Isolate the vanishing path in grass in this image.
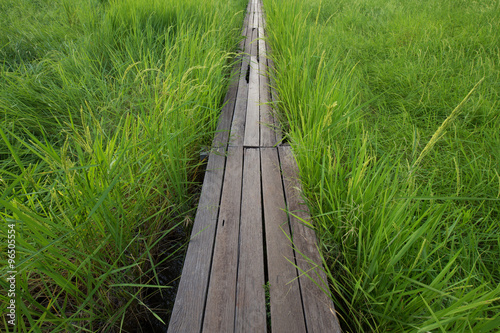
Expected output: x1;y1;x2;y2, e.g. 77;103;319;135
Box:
168;0;341;332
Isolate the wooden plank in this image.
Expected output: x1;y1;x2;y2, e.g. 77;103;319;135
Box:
258;6;275;147
249;7;259;64
202;146;244;332
235;148;267;332
168;5;253;330
242;3;260;147
251;0;259;29
240;0;251;49
229;1;255;147
258;0;265;17
168;145;226;333
258;79;274;147
213;58;241;150
243;53;260;147
261;148;306;333
278;145;342;333
266;55;283;145
214;0;248;148
257;0;282;144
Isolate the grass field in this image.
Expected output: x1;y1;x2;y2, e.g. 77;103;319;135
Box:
0;0;246;331
263;0;500;331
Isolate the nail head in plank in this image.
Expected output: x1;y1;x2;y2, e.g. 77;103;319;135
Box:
203;146;244;332
278;145;342;333
235;148;267;332
261;147;307;333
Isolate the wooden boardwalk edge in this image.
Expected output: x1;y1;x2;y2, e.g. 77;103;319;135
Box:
168;0;341;332
203;146;244;332
167;14;246;333
261;147;307;332
279;145;342;333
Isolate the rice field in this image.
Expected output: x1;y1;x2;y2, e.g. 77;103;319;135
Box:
263;0;500;331
2;0;499;331
0;0;246;331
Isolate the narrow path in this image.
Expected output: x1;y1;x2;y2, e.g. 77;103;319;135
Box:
168;1;341;332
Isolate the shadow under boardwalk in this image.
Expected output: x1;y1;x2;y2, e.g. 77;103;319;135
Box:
168;0;341;332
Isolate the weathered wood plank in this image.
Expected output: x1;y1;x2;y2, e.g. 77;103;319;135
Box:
167;5;254;330
171;2;343;333
243;53;260;147
229;0;255;147
241;0;251;44
202;146;244;332
278;145;342;333
168;145;226;333
262;0;283;145
252;0;259;29
242;3;260;147
258;0;264;16
250;3;259;51
257;0;281;144
235;148;267;332
261;147;307;333
213;59;241;150
266;55;283;145
258;6;275;147
215;0;248;148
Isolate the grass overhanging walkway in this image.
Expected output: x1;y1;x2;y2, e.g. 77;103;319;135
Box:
263;0;500;331
168;0;341;332
0;0;248;330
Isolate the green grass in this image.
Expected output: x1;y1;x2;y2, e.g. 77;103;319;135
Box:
263;0;500;331
0;0;246;331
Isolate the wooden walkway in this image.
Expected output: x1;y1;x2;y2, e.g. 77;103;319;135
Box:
168;1;341;332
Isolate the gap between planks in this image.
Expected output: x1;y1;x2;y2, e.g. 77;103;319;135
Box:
168;0;341;331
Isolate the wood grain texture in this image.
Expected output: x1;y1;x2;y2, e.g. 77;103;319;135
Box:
167;145;226;333
235;148;267;332
260;0;280;144
213;58;241;150
168;6;250;331
170;2;343;332
202;146;244;332
261;147;307;333
229;1;254;147
240;0;251;50
265;56;283;145
257;3;275;147
251;0;259;29
242;1;259;147
278;145;342;333
260;0;281;144
243;53;260;147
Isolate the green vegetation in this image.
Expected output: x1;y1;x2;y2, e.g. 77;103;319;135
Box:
0;0;246;331
263;0;500;331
